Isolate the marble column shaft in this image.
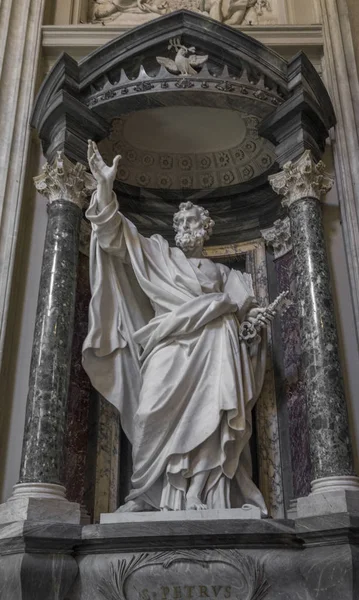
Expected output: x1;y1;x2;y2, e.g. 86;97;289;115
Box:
19;200;81;484
270;151;355;482
289;198;354;480
19;155;94;486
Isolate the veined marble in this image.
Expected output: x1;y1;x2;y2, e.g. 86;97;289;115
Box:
204;240;284;518
269;152;358;495
274;250;311;499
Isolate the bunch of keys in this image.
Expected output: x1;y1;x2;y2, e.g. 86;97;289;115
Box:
238;290;289;345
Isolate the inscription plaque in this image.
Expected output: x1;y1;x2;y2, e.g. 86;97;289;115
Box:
98;550;269;600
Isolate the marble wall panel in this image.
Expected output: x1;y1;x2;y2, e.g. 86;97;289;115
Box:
251;242;285;518
64;252;121;522
64;253;93;510
274;251;311;499
92;397;121;523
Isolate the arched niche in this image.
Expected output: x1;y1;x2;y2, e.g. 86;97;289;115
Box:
31;10;335;521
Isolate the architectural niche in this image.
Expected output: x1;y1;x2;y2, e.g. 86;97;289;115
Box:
2;8;359;600
27;10;338;523
99;112;276;191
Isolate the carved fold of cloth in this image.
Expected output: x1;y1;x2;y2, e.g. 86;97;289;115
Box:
82;193;267;513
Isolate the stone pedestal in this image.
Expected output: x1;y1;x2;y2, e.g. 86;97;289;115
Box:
1;516;359;600
269;151;359;515
0;154;94;524
0;521;79;600
297;488;359;518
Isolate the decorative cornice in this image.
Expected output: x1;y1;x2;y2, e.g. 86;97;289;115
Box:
268;150;334;208
261;217;291;259
41;25;324;72
85;62;283;110
34;153;95;207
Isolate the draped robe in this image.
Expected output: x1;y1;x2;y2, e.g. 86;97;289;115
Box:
82;193;268;514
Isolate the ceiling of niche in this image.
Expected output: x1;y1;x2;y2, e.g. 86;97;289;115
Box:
98;106;277;191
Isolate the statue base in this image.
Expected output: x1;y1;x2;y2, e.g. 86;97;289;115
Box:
100;506;262;523
0;514;358;599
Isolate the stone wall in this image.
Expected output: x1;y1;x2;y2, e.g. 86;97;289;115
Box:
347;0;359;74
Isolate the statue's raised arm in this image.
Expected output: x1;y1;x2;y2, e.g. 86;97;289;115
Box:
87;140;121;212
86;140;130;257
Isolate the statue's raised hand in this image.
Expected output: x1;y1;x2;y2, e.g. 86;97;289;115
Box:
87;140;121;188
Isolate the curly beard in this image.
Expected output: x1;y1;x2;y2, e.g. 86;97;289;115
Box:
175;228;206;253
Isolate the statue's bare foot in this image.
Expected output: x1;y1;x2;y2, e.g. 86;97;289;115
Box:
115;499;152;512
185;496;208;510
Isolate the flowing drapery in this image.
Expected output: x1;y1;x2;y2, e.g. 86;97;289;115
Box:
82;193;267;513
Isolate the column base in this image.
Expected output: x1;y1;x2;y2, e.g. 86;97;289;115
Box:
0;483;81;524
297;476;359;518
286;499;298;519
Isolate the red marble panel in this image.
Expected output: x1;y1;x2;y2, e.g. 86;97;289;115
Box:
275;251;311;498
64;253;92;508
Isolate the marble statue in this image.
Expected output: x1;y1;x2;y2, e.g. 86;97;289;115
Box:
90;0;271;25
83;140;275;513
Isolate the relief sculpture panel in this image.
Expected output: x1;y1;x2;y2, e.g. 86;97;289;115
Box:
89;0;274;25
78;550;270;600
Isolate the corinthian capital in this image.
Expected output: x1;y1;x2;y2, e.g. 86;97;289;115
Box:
269;150;334;209
34;152;95;208
261;217;292;259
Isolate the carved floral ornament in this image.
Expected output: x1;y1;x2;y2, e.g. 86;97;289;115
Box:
261;217;292;259
34;153;95;207
90;0;272;26
86;46;284;111
98;549;270;600
268;151;334;209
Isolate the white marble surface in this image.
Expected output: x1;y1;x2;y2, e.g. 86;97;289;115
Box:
98;112;276;192
0;496;81;524
89;0;275;26
83;144;269;514
100;506;262;523
297;489;359;518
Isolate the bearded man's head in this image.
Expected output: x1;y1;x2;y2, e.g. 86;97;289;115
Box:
173;202;215;253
